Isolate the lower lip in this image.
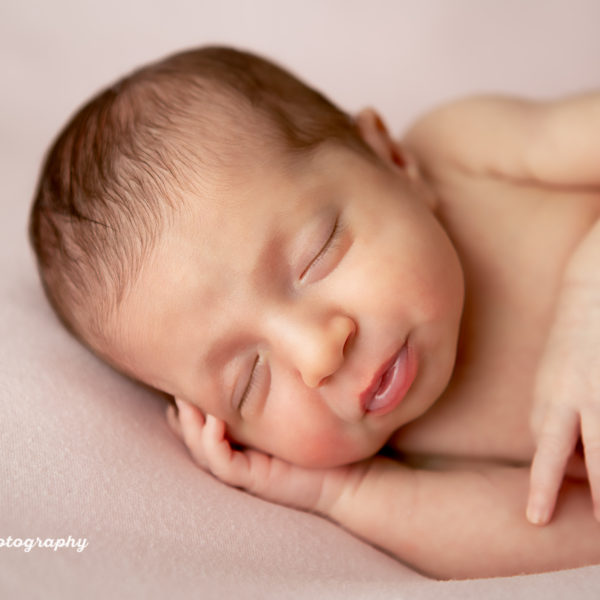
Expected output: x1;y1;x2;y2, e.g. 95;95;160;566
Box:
364;342;417;416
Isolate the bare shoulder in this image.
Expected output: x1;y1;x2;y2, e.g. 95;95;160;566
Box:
402;91;600;186
531;90;600;185
402;94;545;179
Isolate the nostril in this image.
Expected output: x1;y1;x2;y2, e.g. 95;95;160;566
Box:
343;322;356;356
316;374;331;388
304;371;326;389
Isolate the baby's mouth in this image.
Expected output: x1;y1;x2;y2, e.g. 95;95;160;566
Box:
360;341;417;416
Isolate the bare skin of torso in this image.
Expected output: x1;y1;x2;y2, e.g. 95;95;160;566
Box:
390;169;600;467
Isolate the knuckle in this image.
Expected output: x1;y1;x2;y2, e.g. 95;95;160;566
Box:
207;451;240;486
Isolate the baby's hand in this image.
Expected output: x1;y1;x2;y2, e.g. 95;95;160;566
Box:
166;398;353;515
528;282;600;525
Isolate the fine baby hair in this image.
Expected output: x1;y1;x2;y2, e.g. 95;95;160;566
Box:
28;45;374;378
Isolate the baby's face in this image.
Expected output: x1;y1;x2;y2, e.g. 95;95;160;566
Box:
114;133;464;468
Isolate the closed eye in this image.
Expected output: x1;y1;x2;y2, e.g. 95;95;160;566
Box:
238;354;260;411
300;215;345;282
238;354;271;415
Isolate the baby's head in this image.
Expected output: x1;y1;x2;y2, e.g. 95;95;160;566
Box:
29;46;464;468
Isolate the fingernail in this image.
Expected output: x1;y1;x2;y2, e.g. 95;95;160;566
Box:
527;504;548;525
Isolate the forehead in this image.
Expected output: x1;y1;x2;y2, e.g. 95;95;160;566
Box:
172;149;337;284
113;144;352;394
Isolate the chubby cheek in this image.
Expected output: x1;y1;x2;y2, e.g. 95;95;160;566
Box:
274;426;377;469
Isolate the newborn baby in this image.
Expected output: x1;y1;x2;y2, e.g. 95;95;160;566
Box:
29;46;600;579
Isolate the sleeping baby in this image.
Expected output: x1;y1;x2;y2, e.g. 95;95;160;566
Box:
28;46;600;579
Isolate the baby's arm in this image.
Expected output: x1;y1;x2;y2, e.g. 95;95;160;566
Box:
169;400;600;580
403;91;600;186
328;458;600;580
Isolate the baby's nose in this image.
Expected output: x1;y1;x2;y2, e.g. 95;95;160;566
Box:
294;315;356;388
264;302;356;387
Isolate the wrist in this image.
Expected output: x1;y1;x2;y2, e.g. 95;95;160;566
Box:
314;461;371;518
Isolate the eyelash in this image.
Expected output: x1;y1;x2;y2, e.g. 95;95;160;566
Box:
238;354;261;411
301;215;345;280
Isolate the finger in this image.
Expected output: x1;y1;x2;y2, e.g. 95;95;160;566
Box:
174;397;205;427
165;404;183;440
581;405;600;520
203;413;230;462
527;407;579;525
203;414;252;487
174;398;208;467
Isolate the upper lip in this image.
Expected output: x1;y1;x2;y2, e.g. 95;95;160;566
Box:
358;349;401;413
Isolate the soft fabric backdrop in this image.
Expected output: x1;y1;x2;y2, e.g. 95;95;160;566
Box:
1;1;599;598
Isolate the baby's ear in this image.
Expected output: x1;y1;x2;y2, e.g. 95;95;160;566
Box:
355;108;437;210
354;108;411;171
